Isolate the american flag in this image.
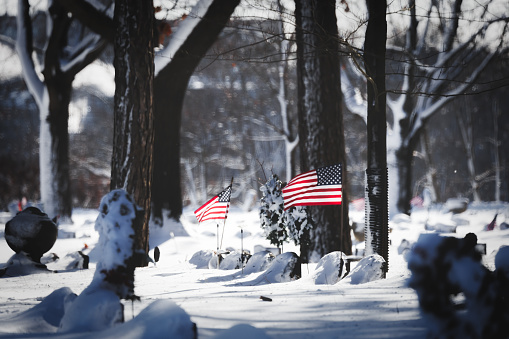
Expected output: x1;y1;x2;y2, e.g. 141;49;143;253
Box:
282;164;342;211
194;186;232;223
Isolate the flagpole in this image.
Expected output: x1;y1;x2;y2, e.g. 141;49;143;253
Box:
241;227;244;275
216;223;219;252
217;223;220;269
340;164;344;254
219;176;234;250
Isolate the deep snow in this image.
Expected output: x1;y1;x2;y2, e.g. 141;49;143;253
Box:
0;201;508;338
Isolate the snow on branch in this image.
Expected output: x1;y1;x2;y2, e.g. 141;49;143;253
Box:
16;0;44;108
60;34;107;76
406;50;497;146
155;0;214;75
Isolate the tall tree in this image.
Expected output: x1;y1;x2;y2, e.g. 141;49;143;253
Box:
386;0;509;215
58;0;241;224
16;0;108;220
364;0;388;274
111;0;154;266
342;0;508;215
152;0;240;222
295;0;351;262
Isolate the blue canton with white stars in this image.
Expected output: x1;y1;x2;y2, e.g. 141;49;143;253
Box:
317;164;342;186
218;186;232;202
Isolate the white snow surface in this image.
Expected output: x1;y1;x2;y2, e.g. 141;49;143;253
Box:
0;202;508;338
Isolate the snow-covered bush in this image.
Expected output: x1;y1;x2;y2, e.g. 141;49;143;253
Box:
59;189;140;333
285;205;313;246
259;174;288;248
408;233;509;339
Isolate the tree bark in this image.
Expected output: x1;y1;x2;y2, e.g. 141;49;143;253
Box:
364;0;388;274
295;0;351;262
111;0;154;267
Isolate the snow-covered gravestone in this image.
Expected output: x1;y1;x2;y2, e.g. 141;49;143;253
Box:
257;252;301;283
311;251;349;285
59;189;140;333
243;250;275;275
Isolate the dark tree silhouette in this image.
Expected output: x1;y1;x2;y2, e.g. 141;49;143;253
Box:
364;0;389;275
111;0;154;267
295;0;351;262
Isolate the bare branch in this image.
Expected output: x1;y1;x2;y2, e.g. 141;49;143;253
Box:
16;0;44;107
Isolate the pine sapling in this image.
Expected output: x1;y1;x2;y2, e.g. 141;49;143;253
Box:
259;174;288;249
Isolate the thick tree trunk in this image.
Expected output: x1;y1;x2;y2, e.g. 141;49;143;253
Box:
295;0;351;262
44;78;74;221
395;142;414;214
111;0;154;267
152;74;185;222
364;0;389;274
151;0;240;223
40;0;74;221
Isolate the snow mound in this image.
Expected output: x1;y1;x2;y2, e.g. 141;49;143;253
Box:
98;299;196;339
189;249;214;269
310;251;349;285
212;323;271;339
0;287;75;334
0;252;50;277
220;251;243;270
58;287;123;333
344;254;386;285
255;252;300;284
243;250;275;275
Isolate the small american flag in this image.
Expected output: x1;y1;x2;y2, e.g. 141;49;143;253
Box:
282;164;342;211
194;186;232;223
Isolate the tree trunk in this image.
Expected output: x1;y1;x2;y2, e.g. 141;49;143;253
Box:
43;77;74;221
152;73;185;222
111;0;155;267
151;0;240;223
295;0;351;262
364;0;388;274
39;0;74;221
17;0;108;221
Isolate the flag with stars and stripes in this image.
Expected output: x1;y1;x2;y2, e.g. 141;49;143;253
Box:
194;185;232;223
282;164;342;211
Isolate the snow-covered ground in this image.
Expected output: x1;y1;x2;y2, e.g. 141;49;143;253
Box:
0;202;508;338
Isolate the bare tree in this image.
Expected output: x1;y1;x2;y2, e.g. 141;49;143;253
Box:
50;0;240;225
16;0;109;220
152;0;240;223
386;0;509;214
343;0;508;215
